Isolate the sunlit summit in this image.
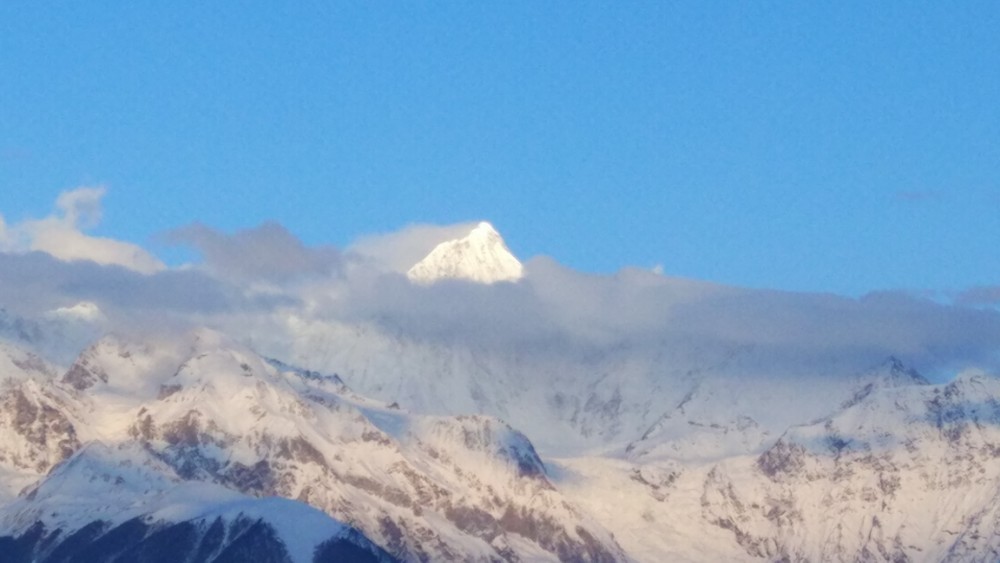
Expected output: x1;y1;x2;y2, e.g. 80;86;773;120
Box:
406;221;524;285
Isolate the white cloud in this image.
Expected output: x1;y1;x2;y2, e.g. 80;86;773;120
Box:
0;213;8;249
55;186;105;229
46;301;106;323
29;225;165;275
2;187;164;274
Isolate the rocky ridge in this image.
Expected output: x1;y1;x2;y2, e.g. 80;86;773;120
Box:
0;331;624;562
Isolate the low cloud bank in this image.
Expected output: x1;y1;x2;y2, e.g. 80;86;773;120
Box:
1;190;997;379
958;286;1000;307
315;255;1000;378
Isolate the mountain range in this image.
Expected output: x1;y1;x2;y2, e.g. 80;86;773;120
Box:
1;222;999;562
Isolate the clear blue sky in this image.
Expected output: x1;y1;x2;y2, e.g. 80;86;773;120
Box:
1;2;998;295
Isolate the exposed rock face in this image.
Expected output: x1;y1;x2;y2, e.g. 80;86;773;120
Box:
4;324;1000;562
690;371;1000;561
0;382;79;473
0;333;625;562
62;359;107;391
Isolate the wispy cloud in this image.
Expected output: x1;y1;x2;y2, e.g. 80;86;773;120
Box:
1;187;164;274
310;253;1000;377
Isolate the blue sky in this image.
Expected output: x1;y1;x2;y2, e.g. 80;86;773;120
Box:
1;2;998;296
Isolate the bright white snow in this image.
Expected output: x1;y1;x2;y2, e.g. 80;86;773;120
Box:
406;221;524;284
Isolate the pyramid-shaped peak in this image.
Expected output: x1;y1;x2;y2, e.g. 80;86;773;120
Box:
471;221;499;235
407;222;523;285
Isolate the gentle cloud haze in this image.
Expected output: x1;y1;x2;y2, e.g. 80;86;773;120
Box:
1;190;998;380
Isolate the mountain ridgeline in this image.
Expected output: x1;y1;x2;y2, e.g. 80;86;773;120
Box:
1;223;999;562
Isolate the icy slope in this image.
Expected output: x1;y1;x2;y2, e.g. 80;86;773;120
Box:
624;357;931;464
0;442;396;563
275;316;924;459
0;330;625;562
732;368;1000;560
3;320;1000;561
406;222;524;284
558;369;1000;561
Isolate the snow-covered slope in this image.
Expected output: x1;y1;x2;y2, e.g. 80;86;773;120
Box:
273;316;918;459
623;357;931;464
556;368;1000;562
0;307;104;367
708;368;1000;560
3;311;1000;561
406;222;524;284
0;331;624;562
0;442;395;563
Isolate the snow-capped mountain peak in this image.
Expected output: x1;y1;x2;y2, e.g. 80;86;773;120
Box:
406;221;524;284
